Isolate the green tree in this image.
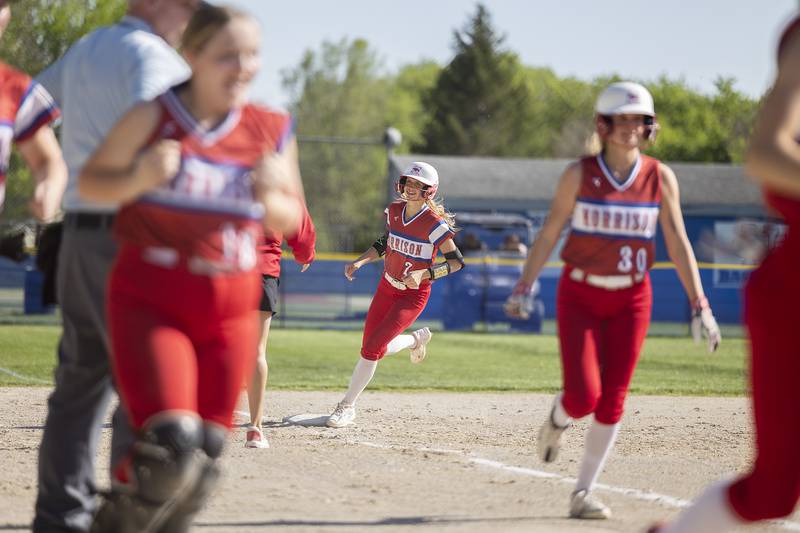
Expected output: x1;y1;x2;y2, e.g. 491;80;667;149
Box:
2;0;126;75
647;77;758;163
0;0;125;223
283;38;392;252
417;4;531;156
385;61;440;152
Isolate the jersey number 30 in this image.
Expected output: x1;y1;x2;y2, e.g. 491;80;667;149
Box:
617;245;646;273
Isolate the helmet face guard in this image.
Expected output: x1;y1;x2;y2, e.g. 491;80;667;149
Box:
396;176;437;200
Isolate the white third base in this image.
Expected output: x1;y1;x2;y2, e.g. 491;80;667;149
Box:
283;413;331;427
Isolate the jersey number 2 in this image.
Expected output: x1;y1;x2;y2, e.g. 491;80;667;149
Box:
402;261;413;278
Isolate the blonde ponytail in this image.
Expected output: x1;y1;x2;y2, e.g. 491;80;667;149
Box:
585;132;602;156
425;197;456;229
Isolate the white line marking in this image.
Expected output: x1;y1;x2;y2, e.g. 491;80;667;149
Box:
355;440;800;531
0;366;50;384
356;441;463;455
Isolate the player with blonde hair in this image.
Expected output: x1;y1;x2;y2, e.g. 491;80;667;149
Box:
80;5;303;531
326;161;464;428
506;81;721;520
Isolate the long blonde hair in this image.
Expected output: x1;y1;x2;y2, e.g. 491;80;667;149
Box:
425;197;456;229
585;131;603;156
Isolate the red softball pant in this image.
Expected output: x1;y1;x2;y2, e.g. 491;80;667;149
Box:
360;277;430;360
728;235;800;521
556;268;652;424
107;246;261;430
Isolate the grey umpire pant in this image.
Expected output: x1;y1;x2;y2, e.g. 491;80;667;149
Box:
33;215;133;532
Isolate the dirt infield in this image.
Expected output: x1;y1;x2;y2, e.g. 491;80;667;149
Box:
1;387;796;532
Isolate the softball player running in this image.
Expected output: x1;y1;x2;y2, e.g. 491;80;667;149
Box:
326;162;465;428
78;5;303;531
506;81;721;520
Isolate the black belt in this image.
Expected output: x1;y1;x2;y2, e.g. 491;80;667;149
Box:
63;212;116;229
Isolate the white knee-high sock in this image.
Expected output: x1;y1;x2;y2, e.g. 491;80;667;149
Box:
342;357;378;406
575;420;620;492
552;392;572;427
660;480;742;533
385;334;415;355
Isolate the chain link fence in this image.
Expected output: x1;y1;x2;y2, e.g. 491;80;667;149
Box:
296;134;396;253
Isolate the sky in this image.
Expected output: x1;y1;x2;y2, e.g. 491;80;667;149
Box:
226;0;799;109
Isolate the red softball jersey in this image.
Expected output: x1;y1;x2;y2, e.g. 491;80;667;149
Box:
561;154;662;276
0;61;60;210
383;200;455;282
114;87;293;272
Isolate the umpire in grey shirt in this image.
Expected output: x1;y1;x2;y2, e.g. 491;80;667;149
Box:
33;1;198;531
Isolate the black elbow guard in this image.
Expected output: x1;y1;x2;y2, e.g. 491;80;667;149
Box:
444;249;465;269
372;232;388;256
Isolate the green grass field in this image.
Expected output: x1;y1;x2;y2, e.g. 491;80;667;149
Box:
0;325;748;395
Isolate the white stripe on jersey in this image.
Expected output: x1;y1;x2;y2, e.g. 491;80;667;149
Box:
572;200;659;239
162;89;241;146
429;222;451;244
597;154;642;192
14;82;56;139
388;232;435;260
143;155;261;218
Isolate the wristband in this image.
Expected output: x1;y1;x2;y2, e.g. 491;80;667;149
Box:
512;279;533;296
428;262;450;280
693;296;709;312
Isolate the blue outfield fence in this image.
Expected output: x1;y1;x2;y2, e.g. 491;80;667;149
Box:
4;253;750;329
278;254;752;330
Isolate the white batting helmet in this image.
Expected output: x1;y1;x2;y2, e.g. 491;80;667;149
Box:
398;162;439;199
595;82;655;117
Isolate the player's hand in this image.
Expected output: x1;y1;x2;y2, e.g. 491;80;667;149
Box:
504;279;533;319
300;263;310;273
344;262;359;281
402;269;427;289
691;297;721;353
137;139;181;190
504;294;531;319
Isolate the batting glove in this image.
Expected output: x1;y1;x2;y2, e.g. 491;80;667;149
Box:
504;279;534;319
691;296;721;353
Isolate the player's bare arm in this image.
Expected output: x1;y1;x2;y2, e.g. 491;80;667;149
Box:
745;28;800;197
16;125;66;222
79;100;169;204
344;241;383;281
519;162;581;286
658;163;705;302
659;163;721;352
504;163;580;318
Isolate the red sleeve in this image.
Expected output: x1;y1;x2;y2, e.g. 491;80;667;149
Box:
258;231;283;276
285;203;316;264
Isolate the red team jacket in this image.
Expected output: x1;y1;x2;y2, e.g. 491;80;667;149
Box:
561;154;662;276
383;200;455;283
0;62;60;209
257;203;316;277
114;87;293;272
